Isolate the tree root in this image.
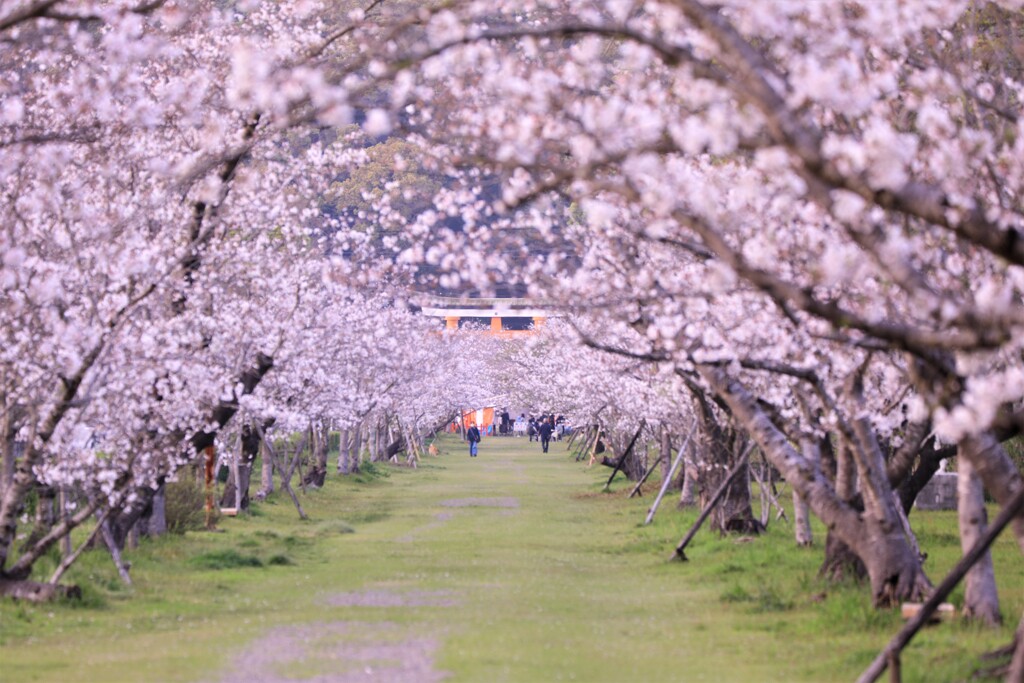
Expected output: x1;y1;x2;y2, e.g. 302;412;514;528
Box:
0;578;81;602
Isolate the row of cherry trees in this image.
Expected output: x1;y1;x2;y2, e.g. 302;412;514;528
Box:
0;0;501;586
323;0;1024;676
332;0;1024;596
2;0;1023;676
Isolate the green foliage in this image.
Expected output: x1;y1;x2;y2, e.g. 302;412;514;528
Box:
163;478;209;534
312;520;356;535
354;460;389;481
188;549;263;570
267;554;293;566
719;582;793;613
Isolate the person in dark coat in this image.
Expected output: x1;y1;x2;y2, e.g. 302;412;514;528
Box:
466;423;481;457
538;419;554;453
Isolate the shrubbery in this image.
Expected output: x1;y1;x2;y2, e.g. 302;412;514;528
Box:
164;478;215;534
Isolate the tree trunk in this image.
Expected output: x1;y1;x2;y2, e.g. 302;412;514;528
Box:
679;430;698;508
699;366;928;606
231;441;242;510
957;454;1002;626
368;421;380;463
821;440;866;581
352;425;364;470
659;427;673;482
303;421;328;488
337;428;351;474
147;484;166;537
258;439;274;497
617;437;648;481
790;438;815;546
958;433;1024;552
59;487;72;557
692;397;762;535
793;489;813;547
221;427;259;511
0;405;26;502
599;426;647;482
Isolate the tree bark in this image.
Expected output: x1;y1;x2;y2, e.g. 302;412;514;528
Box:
337;427;351;474
148;484;166;537
259;440;275;497
821;440;867;582
600;423;646;488
303;420;329;487
0;405;23;501
658;427;673;482
679;449;698;508
958;433;1024;552
793;489;813;547
692;395;762;535
699;366;928;605
672;444;754;560
957;454;1001;626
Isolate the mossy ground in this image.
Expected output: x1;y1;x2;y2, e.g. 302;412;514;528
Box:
1;434;1021;682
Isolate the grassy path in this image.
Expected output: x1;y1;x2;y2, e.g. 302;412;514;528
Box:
2;434;1022;682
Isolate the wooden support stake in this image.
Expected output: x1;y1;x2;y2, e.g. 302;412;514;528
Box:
49;507;112;586
573;426;594;461
856;485;1024;683
603;421;646;492
645;428;695;525
203;445;216;530
752;457;788;526
670;443;753;561
628;453;664;498
252;423;308;520
99;517;132;585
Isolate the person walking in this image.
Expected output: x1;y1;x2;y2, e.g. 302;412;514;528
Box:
466;422;481;457
538;419;554;453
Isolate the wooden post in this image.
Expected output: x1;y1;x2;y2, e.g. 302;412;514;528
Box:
645;428;695;525
573;426;596;462
670;443;753;561
203;445;216;530
628;453;665;498
603;422;646;492
99;517;132;585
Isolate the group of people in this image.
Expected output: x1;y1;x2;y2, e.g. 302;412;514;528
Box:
465;411;571;457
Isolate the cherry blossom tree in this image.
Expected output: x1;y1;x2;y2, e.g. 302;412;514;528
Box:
312;1;1024;650
3;0;1024;675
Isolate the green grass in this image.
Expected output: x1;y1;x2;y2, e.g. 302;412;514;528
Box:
1;434;1021;682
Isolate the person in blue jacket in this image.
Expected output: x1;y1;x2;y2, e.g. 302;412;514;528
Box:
466;422;481;457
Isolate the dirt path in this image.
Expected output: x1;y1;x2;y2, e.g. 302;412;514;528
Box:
215;441;537;683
